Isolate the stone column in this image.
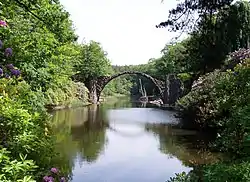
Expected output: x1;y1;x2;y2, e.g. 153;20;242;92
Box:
162;75;169;104
88;79;98;104
168;74;182;105
163;74;182;105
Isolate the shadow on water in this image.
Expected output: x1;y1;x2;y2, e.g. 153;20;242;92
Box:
50;97;224;182
144;123;222;167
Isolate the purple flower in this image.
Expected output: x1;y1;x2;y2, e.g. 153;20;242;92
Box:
10;69;21;77
0;20;7;27
60;177;66;182
48;177;54;182
50;167;58;174
0;40;3;49
43;176;54;182
0;68;3;75
43;176;50;182
4;48;13;57
6;64;14;70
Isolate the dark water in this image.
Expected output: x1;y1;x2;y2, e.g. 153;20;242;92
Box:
51;98;222;182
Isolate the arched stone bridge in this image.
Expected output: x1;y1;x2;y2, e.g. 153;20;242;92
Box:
84;71;182;105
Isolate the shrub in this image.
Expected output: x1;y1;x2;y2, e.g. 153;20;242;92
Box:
167;171;199;182
44;81;89;107
0;78;55;179
178;59;250;128
168;160;250;182
0;148;37;182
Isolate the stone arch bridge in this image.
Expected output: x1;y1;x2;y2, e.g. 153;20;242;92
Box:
84;71;182;105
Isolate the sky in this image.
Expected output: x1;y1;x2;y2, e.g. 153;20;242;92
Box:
60;0;180;65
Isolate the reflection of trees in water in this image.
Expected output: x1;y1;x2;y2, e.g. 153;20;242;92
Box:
71;105;108;163
50;108;89;180
100;97;133;109
145;123;223;167
51;105;109;179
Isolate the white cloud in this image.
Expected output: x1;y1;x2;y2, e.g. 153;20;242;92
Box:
60;0;179;65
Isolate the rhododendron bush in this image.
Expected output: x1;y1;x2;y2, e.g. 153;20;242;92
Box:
0;19;68;181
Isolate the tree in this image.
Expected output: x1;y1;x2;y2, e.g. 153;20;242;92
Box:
184;1;250;74
155;1;250;75
2;0;77;42
156;0;234;32
154;41;189;78
74;41;113;82
0;0;78;91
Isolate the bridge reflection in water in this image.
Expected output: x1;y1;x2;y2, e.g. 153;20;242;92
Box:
50;98;223;182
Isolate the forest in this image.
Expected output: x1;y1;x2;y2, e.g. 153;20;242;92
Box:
0;0;250;181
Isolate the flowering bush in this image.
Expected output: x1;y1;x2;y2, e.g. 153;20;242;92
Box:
42;168;67;182
178;57;250;127
178;57;250;154
0;20;58;181
0;20;7;27
168;51;250;182
0;32;21;79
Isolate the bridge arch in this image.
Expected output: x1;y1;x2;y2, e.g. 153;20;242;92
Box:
96;71;164;100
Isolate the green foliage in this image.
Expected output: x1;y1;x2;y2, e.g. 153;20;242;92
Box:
168;160;250;182
0;0;93;110
74;41;113;82
214;105;250;155
0;149;37;182
154;1;250;77
0;0;83;107
167;171;198;182
108;63;161;97
102;76;133;96
0;78;56;180
154;41;189;78
168;4;250;179
177;73;192;82
157;0;234;31
178;58;250;128
201;160;250;182
44;81;89;106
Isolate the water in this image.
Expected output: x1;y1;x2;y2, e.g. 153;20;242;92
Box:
51;98;222;182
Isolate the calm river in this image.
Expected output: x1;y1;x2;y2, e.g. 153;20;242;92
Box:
50;97;222;182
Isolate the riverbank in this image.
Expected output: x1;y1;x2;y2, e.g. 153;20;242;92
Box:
167;56;250;181
46;99;91;111
99;93;128;102
46;93;129;111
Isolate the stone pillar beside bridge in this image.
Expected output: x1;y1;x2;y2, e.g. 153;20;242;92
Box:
87;79;99;104
163;74;182;106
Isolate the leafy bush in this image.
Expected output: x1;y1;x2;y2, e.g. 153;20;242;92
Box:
213;105;250;155
0;78;55;179
178;58;250;128
44;81;89;107
178;58;250;155
0;148;37;182
167;171;199;182
177;70;228;127
201;160;250;182
168;160;250;182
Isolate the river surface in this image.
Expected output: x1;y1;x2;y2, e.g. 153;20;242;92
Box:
51;97;222;182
